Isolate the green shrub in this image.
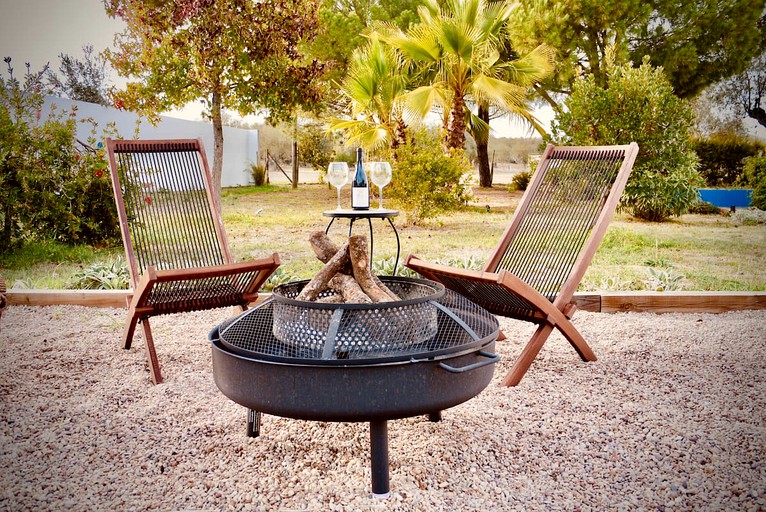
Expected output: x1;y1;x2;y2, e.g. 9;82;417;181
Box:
623;166;704;222
549;56;703;222
298;122;334;172
509;170;531;192
386;129;473;220
1;58;121;252
739;154;766;210
249;163;268;186
644;267;685;292
692;135;763;186
372;256;417;277
66;259;130;290
688;200;723;215
263;267;300;291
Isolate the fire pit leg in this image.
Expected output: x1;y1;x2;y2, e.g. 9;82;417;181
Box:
247;409;261;438
428;411;442;422
369;420;390;498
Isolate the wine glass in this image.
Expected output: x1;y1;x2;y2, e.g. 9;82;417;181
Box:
327;162;350;210
369;161;392;209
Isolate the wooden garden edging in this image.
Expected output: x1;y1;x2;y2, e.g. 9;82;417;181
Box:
6;289;766;314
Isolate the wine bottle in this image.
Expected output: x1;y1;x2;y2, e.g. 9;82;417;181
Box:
351;147;370;210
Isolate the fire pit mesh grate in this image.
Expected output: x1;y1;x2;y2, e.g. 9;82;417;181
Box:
216;283;498;364
271;278;442;355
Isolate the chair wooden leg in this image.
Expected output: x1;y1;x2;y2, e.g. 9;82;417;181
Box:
140;319;163;385
501;323;554;387
502;318;597;387
555;317;597;362
122;312;139;350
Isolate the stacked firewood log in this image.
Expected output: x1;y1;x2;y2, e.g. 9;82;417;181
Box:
296;232;400;303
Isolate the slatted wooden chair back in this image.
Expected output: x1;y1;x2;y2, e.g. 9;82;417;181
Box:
404;143;639;386
105;138;279;384
489;145;637;303
108;138;230;283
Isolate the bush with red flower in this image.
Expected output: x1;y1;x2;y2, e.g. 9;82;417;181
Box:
1;58;122;252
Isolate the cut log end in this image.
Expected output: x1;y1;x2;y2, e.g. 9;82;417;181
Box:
302;232;400;304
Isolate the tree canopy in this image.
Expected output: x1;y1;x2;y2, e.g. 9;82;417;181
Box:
104;0;327;191
310;0;424;93
631;1;765;98
47;44;110;106
510;0;766;104
715;51;766;129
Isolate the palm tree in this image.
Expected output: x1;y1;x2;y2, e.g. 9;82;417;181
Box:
472;41;554;185
329;37;409;152
379;0;553;180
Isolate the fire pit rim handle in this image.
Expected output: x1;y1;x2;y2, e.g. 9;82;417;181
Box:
437;351;501;374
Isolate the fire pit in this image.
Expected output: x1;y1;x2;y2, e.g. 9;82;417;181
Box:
209;276;500;497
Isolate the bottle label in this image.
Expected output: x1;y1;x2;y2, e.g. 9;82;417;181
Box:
352;187;369;209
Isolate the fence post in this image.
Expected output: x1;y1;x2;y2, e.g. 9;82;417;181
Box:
291;140;299;189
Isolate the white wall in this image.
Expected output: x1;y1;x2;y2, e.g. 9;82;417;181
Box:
40;96;258;187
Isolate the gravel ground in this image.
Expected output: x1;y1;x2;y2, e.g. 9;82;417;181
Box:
1;305;764;511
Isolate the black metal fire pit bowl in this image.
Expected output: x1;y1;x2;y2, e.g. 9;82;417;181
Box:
209;276;500;497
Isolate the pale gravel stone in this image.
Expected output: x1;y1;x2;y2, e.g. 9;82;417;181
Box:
0;306;765;511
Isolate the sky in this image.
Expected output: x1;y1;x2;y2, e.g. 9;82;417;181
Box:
0;0;546;138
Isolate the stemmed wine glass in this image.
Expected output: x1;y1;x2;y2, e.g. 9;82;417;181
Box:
369;161;392;209
327;162;350;210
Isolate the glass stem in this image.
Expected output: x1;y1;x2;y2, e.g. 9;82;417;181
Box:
337;187;342;210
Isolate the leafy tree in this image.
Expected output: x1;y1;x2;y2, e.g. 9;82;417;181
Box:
310;1;369;88
510;0;765;103
104;0;327;194
690;91;749;137
373;0;423;30
714;51;766;129
46;44;110;106
309;0;423;94
298;121;335;172
631;1;765;98
549;57;703;222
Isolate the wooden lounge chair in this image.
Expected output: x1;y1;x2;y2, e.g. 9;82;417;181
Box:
406;143;639;386
106;138;280;384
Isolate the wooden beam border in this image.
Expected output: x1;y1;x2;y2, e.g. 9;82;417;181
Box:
8;289;131;308
6;289;766;314
596;291;766;314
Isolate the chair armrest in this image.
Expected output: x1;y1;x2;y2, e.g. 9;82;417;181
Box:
152;253;280;283
404;254;500;283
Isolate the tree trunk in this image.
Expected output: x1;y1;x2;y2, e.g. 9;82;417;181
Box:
1;201;11;251
476;104;492;187
392;117;407;151
211;90;224;197
747;106;766;128
447;94;466;150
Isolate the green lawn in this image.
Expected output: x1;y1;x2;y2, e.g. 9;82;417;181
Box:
2;183;765;291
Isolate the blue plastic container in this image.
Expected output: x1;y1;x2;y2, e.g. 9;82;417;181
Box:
697;189;752;208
